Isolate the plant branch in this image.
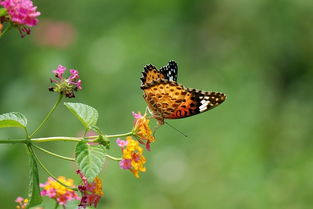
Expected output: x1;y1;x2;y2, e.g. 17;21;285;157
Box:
0;131;133;144
0;139;27;144
30;94;63;138
31;136;83;143
106;132;133;138
32;144;75;162
105;154;122;161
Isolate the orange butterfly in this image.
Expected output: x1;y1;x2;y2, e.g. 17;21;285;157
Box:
140;61;226;125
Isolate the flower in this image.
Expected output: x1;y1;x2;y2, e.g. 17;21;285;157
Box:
119;159;132;169
132;112;156;151
116;138;128;148
117;136;147;178
76;170;104;208
40;176;79;205
69;69;79;80
0;0;40;37
52;65;66;79
15;196;28;209
49;65;82;98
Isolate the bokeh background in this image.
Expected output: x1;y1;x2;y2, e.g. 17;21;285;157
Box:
1;0;313;208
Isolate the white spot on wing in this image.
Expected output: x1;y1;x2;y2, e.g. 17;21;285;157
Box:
199;99;210;112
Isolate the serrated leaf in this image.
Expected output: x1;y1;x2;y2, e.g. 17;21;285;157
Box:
0;112;27;128
64;102;98;129
27;153;42;208
75;141;106;182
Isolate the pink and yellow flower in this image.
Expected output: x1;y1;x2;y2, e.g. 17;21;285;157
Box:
49;65;82;98
40;176;79;205
117;136;147;178
76;170;104;208
15;196;28;209
132;112;156;151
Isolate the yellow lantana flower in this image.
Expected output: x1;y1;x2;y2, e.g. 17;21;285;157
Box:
132;112;155;150
117;136;147;178
40;176;79;205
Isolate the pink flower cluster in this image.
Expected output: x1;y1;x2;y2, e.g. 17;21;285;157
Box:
76;170;104;208
40;177;79;205
0;0;40;37
15;197;28;209
49;65;82;98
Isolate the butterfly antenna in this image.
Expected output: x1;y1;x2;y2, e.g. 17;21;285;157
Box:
164;121;188;138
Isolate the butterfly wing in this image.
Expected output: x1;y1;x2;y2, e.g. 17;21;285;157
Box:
140;64;165;86
159;61;178;82
142;80;226;122
140;61;179;87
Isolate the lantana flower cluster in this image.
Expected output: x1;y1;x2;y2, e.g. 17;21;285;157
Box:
115;112;156;178
76;170;104;208
117;136;147;178
15;197;28;209
49;65;82;98
0;0;40;37
40;176;79;205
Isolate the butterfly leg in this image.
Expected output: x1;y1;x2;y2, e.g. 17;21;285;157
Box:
144;106;149;115
152;123;162;138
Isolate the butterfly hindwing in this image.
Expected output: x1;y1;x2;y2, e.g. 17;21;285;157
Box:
166;88;226;119
142;79;226;123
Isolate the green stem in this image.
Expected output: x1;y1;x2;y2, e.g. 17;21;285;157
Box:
30;94;63;138
83;128;88;137
32;144;75;162
24;127;30;139
0;139;27;144
105;154;122;161
0;131;133;144
0;23;12;39
54;201;59;209
106;132;133;138
31;146;78;191
31;136;84;143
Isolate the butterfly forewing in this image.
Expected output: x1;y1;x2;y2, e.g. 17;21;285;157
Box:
141;61;178;87
159;61;178;82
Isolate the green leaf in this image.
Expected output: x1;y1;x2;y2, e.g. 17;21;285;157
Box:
75;141;106;182
65;200;81;209
27;152;42;208
64;102;98;129
0;112;27;128
0;8;7;17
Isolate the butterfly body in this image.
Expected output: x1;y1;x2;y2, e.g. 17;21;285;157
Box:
140;61;226;125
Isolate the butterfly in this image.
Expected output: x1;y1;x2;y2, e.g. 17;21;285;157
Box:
140;61;226;125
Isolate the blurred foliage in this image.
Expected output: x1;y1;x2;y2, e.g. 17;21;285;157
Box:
1;0;313;208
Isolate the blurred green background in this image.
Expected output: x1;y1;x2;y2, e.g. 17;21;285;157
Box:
1;0;313;208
